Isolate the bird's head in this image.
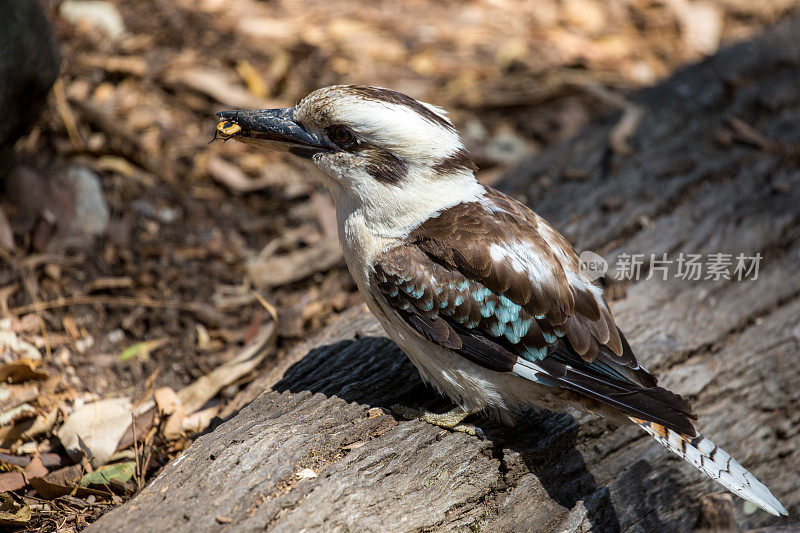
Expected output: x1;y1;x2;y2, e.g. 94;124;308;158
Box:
215;85;481;235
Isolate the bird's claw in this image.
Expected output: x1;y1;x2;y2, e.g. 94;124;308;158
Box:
390;404;484;439
452;423;485;440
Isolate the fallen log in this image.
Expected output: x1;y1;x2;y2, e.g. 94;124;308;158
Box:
88;15;800;532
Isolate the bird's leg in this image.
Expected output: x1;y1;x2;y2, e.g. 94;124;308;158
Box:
391;405;485;439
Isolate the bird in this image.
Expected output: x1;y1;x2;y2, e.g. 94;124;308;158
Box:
214;85;788;517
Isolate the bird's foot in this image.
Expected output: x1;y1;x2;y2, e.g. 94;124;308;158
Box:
391;405;485;439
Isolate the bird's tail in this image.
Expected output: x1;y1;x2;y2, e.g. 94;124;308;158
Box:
630;417;788;517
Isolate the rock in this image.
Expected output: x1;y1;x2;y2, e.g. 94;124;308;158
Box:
68;166;110;237
4;165;109;251
0;0;60;178
484;127;534;165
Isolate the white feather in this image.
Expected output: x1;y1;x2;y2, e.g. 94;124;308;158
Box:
635;419;788;516
489;240;560;287
298;86;463;163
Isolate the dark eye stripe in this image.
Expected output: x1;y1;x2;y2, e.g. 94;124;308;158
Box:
365;150;407;185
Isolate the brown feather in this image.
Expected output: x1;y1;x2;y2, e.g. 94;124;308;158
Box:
565;316;592;356
588;308;610;345
574;287;602;322
393;186;667;415
372;240;687;431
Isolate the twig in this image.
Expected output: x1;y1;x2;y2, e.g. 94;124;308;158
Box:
727;117;780;151
141;426;157;489
251;291;279;324
131;414;141;492
579;82;644;155
52;78;83;150
70;98;154;171
0;283;19;318
609;105;644;156
21;268;51;359
10;295;209;316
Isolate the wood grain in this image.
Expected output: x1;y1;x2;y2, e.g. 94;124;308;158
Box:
88;16;800;533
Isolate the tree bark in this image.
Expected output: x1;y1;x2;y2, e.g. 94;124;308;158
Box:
88;15;800;533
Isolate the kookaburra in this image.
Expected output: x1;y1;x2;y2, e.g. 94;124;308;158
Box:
215;85;787;516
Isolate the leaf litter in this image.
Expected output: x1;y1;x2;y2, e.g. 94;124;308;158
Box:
0;0;796;530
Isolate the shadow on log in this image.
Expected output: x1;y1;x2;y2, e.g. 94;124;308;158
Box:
88;15;800;533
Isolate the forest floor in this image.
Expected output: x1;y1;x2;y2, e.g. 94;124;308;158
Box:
0;0;797;530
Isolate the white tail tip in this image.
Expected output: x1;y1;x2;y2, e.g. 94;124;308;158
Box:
632;418;788;517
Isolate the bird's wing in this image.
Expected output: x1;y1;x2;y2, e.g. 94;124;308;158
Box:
410;187;652;386
372;193;696;435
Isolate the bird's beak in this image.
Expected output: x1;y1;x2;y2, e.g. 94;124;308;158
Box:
213;108;334;159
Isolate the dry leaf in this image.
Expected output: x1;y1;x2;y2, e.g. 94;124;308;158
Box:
79;461;136;487
295;467;317;479
19;409;58;441
0;403;37;426
667;0;722;57
0;471;27;493
114;406;155;452
237;17;295;41
43;464;83;486
58;397;133;467
25;454;47;479
177;321;275;413
247;239;343;289
162;67;274;108
0;324;44;361
0;493;30;526
30;464;112;499
0;382;39;412
59;0;126;40
155;387;184;439
0;409;57;447
196;323;212;350
154;387;180;416
0;454;47;493
62;316;80;340
180;405;219;434
206;156;276;194
162;411;184;440
0;360;48;384
16;442;38;455
235;60;268;98
76;54;147;76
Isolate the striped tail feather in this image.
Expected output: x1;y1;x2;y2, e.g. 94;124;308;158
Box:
632;417;788;517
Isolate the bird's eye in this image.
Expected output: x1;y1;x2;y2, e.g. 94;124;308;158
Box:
326;125;358;150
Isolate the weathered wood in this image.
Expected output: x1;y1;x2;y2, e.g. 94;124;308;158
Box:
88;16;800;533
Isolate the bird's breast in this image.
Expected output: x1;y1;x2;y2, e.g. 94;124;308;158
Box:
338;211;402;296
